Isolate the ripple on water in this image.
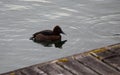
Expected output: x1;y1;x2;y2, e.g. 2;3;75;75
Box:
20;0;52;3
3;4;32;11
0;27;26;32
89;14;120;37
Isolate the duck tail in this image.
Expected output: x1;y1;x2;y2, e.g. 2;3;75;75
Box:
29;37;34;40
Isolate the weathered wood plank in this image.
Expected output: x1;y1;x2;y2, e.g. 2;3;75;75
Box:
1;71;23;75
91;50;119;60
75;55;120;75
56;57;99;75
38;63;73;75
0;71;22;75
1;66;47;75
103;56;120;71
89;43;120;60
89;44;120;71
32;67;47;75
20;68;40;75
109;48;120;55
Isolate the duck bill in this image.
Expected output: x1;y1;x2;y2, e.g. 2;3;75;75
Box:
61;31;66;35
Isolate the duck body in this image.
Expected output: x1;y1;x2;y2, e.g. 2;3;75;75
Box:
30;26;65;42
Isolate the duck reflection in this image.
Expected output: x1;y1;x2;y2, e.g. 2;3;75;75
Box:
30;25;67;48
33;40;67;48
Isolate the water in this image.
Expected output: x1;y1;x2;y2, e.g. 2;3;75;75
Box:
0;0;120;73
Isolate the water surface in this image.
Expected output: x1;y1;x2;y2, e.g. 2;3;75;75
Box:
0;0;120;73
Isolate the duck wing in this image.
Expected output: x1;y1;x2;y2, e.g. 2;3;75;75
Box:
33;30;53;37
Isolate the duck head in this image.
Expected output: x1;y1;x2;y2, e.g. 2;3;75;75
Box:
53;25;65;35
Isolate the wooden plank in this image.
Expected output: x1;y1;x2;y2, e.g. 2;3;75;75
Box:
103;56;120;71
38;63;73;75
75;55;120;75
32;66;47;75
16;67;46;75
56;57;99;75
0;71;22;75
91;50;119;60
109;48;120;54
89;43;120;60
1;66;47;75
90;44;120;71
0;72;20;75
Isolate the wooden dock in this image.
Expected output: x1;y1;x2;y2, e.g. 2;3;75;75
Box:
1;43;120;75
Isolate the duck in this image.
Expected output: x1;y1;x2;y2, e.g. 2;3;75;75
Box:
30;25;65;42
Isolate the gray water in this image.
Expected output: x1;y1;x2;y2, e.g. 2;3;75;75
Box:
0;0;120;73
